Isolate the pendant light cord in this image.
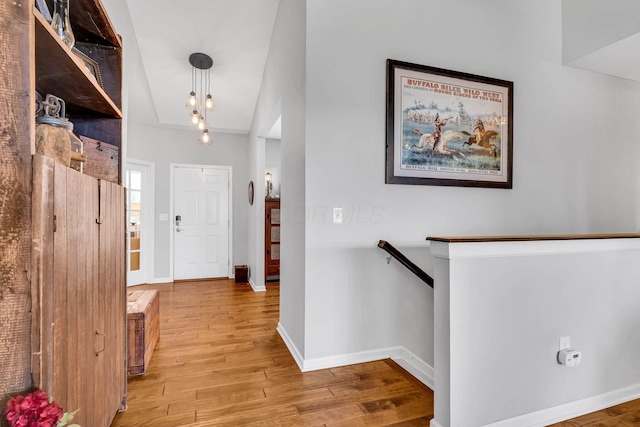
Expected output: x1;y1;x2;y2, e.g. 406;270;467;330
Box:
191;66;195;93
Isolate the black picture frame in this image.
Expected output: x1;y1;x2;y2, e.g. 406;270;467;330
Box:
72;47;104;89
386;59;513;189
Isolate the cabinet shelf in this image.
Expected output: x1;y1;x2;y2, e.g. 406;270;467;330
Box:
34;10;122;118
43;0;121;47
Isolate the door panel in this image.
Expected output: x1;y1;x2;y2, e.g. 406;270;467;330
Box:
205;236;219;263
184;192;199;225
183;236;199;265
205;191;219;224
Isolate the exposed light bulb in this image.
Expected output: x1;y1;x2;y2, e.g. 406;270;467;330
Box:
187;54;216;142
51;0;75;48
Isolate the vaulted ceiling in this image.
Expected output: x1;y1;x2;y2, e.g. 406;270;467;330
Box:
114;1;640;137
123;0;280;134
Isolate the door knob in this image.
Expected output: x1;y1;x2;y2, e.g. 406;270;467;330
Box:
176;227;182;232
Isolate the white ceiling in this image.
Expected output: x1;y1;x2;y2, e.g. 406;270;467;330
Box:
118;1;639;137
124;0;280;134
565;33;640;83
265;116;281;139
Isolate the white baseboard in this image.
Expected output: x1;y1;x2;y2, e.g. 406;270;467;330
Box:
483;382;640;427
274;341;640;427
302;346;400;372
279;343;433;389
303;347;433;389
392;347;434;389
148;277;172;284
249;277;266;292
277;323;304;371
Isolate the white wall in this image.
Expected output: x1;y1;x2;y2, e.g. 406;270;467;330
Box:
431;238;640;426
101;0;160;128
303;0;640;374
562;0;640;63
562;0;640;83
103;0;250;283
127;124;249;281
249;0;307;356
265;138;281;197
107;3;640;417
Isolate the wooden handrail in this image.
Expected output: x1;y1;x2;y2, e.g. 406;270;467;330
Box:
378;240;434;288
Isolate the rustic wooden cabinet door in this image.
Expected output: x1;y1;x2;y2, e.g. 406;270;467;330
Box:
96;179;127;426
51;157;100;423
33;156;125;426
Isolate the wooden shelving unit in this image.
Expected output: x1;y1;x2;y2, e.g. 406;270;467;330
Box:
30;1;127;426
0;0;126;415
34;11;122;118
34;2;124;183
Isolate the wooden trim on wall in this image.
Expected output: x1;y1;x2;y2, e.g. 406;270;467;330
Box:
0;0;35;416
31;155;56;393
427;233;640;243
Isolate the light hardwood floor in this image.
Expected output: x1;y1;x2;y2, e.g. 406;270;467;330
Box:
111;280;434;426
549;399;640;426
111;279;640;426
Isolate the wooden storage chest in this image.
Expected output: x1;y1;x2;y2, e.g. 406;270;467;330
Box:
235;265;248;283
127;290;159;376
80;135;120;183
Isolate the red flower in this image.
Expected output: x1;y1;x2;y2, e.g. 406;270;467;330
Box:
38;401;63;427
4;390;64;427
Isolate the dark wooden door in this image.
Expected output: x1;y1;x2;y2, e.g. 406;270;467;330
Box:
265;199;280;279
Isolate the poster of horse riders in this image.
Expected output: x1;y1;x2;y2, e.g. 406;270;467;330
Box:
386;60;513;188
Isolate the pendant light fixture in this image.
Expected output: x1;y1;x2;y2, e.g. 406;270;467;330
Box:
187;52;214;144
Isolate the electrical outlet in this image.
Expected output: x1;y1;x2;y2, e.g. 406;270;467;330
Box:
333;208;343;224
559;336;571;350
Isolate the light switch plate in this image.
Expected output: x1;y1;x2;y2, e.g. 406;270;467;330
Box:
333;208;343;224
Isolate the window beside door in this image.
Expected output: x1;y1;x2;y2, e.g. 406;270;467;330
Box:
125;161;153;286
126;170;142;273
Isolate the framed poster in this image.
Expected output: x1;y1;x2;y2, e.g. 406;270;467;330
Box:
386;59;513;188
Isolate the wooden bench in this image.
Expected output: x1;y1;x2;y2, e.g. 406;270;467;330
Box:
127;289;159;376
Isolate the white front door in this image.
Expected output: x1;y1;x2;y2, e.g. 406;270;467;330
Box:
173;166;230;280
